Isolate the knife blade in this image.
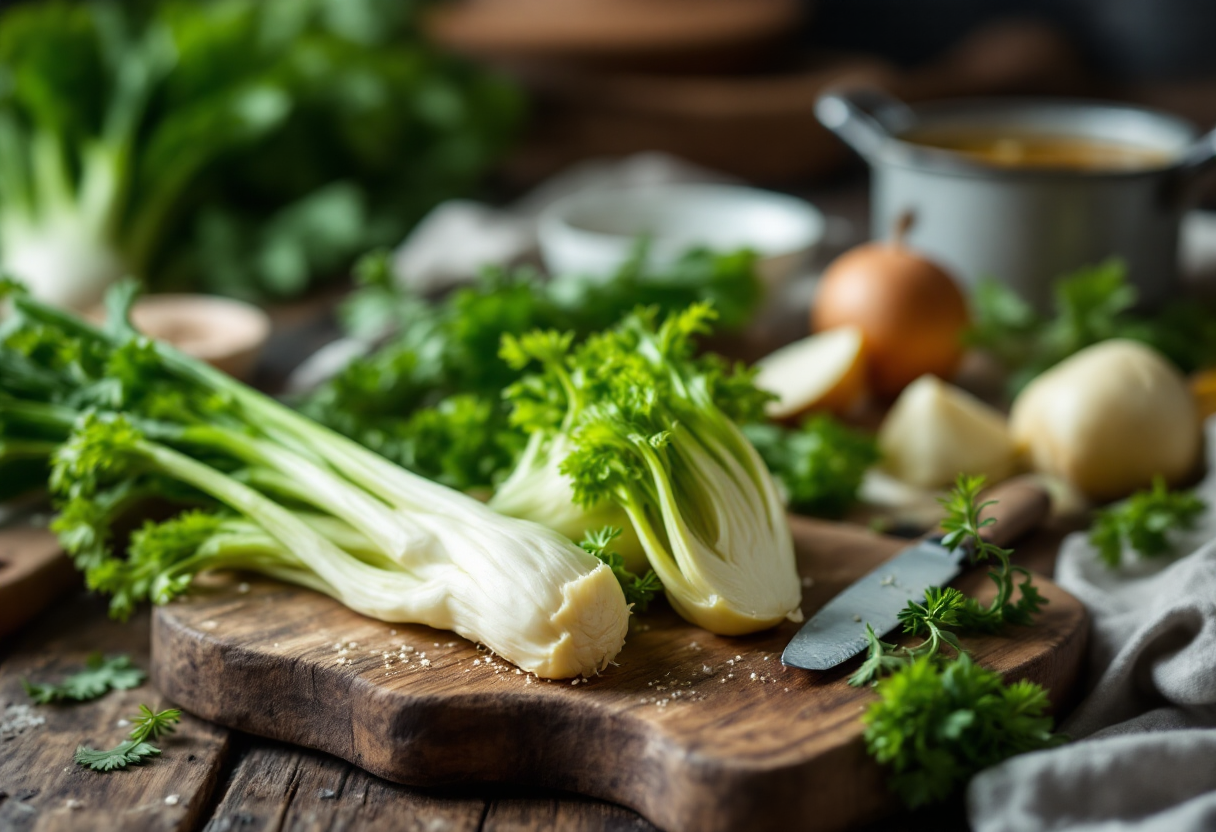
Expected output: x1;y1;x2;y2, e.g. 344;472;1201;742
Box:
781;476;1052;672
781;537;965;670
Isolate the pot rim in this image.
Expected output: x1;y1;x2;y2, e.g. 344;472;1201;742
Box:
875;96;1201;181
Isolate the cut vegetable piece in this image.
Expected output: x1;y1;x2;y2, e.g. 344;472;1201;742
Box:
1010;339;1201;501
0;280;629;679
490;304;802;636
878;375;1017;489
755;326;867;421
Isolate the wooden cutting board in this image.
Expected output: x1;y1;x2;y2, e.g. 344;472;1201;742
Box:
151;480;1086;832
0;524;76;639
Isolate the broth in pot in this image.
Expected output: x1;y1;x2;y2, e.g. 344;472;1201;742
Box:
903;128;1174;172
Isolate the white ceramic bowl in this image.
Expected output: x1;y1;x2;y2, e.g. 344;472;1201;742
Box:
537;183;825;288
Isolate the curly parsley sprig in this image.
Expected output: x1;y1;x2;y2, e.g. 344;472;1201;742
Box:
862;655;1065;808
848;475;1048;687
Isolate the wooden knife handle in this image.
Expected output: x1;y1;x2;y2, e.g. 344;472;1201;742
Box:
966;475;1052;549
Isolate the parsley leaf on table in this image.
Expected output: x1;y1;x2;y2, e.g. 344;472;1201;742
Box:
1089;477;1206;568
862;654;1065;809
23;653;146;704
74;706;181;772
73;740;162;772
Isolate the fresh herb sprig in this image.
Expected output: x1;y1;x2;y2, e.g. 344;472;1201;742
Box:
1089;477;1206;568
74;705;181;772
862;655;1065;808
579;528;663;612
849;476;1062;807
848;475;1047;687
743;414;879;518
23;653;146;704
968;259;1216;395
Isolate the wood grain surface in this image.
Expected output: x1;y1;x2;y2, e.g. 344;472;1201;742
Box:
0;605;229;831
150;479;1087;832
0;526;76;640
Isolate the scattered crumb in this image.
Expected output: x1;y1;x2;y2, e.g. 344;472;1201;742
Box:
750;673;758;681
164;795;180;806
473;659;480;666
418;659;431;667
236;582;250;594
273;643;280;648
1;704;46;738
116;718;131;728
702;664;715;675
390;629;397;635
65;799;83;811
445;642;457;647
335;657;346;665
317;788;336;800
514;669;522;675
734;655;742;661
200;620;218;630
571;679;579;686
688;641;702;651
853;614;862;623
881;574;897;587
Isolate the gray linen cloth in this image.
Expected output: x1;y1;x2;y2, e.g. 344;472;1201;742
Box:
968;423;1216;831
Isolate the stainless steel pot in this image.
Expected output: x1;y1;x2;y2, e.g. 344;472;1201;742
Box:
815;90;1216;310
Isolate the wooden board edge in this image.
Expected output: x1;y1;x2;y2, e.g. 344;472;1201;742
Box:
151;588;1087;832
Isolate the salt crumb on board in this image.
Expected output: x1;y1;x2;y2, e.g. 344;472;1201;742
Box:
164;795;180;806
1;704;45;738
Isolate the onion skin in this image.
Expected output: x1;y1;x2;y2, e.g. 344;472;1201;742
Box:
1010;339;1202;502
812;243;969;398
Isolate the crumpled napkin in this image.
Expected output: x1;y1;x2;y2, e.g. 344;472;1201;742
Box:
391;151;732;295
967;420;1216;832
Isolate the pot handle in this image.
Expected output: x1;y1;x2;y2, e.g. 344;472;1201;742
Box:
815;89;917;158
1168;125;1216;204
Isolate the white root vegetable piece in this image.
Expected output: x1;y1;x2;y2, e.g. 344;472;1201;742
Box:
754;326;867;421
1010;339;1201;501
878;375;1018;489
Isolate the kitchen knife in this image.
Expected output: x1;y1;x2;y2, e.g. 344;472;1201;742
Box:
781;477;1050;671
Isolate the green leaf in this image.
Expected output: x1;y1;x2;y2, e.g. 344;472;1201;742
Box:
23;653;146;704
129;704;181;743
1089;477;1206;568
579;527;662;612
73;705;180;772
744;415;879;518
848;624;908;687
862;654;1065;808
74;739;160;772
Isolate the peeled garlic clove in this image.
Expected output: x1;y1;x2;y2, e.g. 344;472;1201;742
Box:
879;374;1018;489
